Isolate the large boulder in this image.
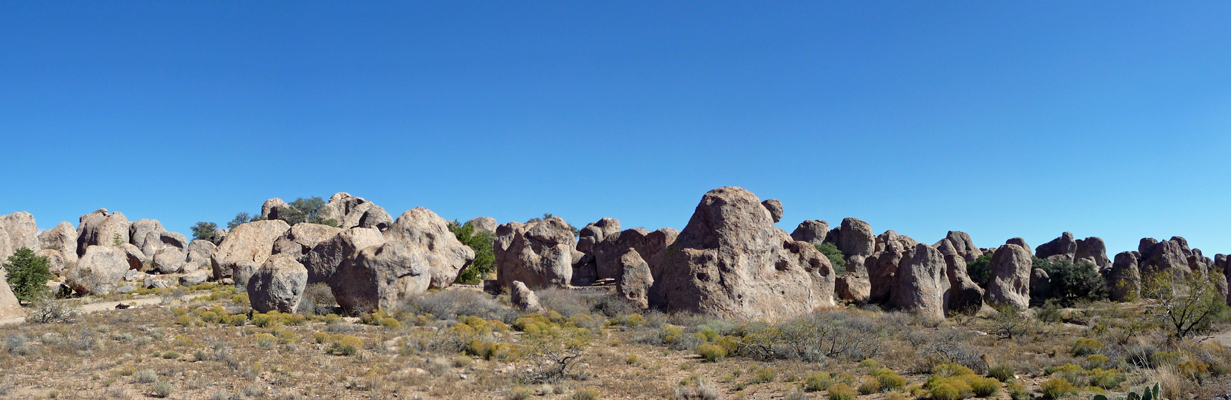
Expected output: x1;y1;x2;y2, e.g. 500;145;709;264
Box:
152;248;186;274
1035;232;1077;262
260;198;288;221
330;242;433;313
247;254;308;314
185;240;216;272
495;217;576;290
467;217;498;235
180;270;210;286
1141;238;1191;276
510;280;544;313
160;232;189;251
0;229;10;266
381;208;475;289
761;199;784;223
658;187;835;319
272;223;341;264
579;218;678;284
120;243;146;270
938;239;984;313
576;218;620;254
616;249;653;309
790;220;830;245
1005;238;1030;255
212;228;229;245
837;218;875;258
38;221;78;264
139;231;165;258
211;220;291;283
0;280;22;320
128;219;165;252
936;231;982;263
1075;237;1111;269
0;211;39;253
1107;251;1140;302
889;243;950;319
319;192;394;231
304;227;386;284
866;230;913;303
35;249;68;275
67;246;130;295
984;243;1032;310
834;255;871;303
75;209;131;257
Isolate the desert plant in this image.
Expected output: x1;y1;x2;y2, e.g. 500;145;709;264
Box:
828;383;856;400
991;304;1031;339
1040;377;1078;399
25;292;78;324
989;364;1014;382
4;247;52;303
1034;258;1108;305
696;343;726;362
152;381;173;398
190;221;217;241
448;220;496;284
276;197;339;227
1142;269;1228;338
227;212;253;229
815;243;847;275
967;253;994;288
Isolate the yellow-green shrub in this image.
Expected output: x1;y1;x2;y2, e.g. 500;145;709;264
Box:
1040;378;1077;399
326;335;363;356
872;368;905;390
1072;338;1103;356
828;383;856;400
970;376;1000;397
695;344;726;362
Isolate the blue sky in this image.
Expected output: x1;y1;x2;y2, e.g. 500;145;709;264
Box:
1;2;1228;256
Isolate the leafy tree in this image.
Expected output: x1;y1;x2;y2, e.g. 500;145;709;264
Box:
1032;257;1107;306
815;243;847;275
191;221;217;241
966;253;994;288
227;212;253;229
1142;268;1228;338
272;197;339;227
4;247;53;303
448;220;495;284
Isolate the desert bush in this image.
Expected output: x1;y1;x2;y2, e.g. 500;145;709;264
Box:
1007;382;1029;400
969;377;999;397
4;247;52;303
857;377;880;395
1142;268;1229;338
991;304;1031;339
1039;377;1078;399
989;364;1014;382
326;334;364;356
803;372;835;392
816;243;847;275
190;221;217;241
152;381;173;398
1088;368;1126;389
737;309;885;362
401;289;518;323
871;368;905;390
1045;363;1086;387
695;343;726;362
967;253;994;288
297;283;338;315
827;383;856;400
133;369;157;384
275;197;339;227
1033;258;1108;306
25;293;79;324
571;388;599;400
1072;338;1104;356
448;220;496;284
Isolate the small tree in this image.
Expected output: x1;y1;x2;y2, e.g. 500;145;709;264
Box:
1033;258;1107;306
4;247;53;303
227;212;253;229
1142;268;1227;338
274;197;338;227
966;253;994;288
191;221;217;241
448;220;495;284
815;243;847;275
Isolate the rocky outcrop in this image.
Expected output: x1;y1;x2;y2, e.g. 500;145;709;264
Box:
576;218;620;255
260;198;288;221
984;243;1032;310
212;228;228;246
330;242;432;313
1005;238;1030;255
889;243;950;319
495;217;576;290
0;280;22;320
38;221;78;264
185;240;216;272
1075;237;1111;269
119;243;145;270
1140;237;1192;276
1030;268;1052;303
319;192;394;231
180;270;210;286
160;232;189;251
272;223;341;264
510;281;544;313
616;249;653;309
36;249;67;275
837;218;875;258
658;187;835;319
128;219;165;253
0;211;39;254
304;227;386;284
938;239;984;313
866;230;914;303
835;255;871;303
247;254;308;314
578;217;679;288
467;217;498;235
75;209;131;257
67;246;130;295
153;248;186;274
1107;252;1140;302
790;220;830;245
936;231;982;263
382;208;475;289
0;229;9;268
761;199;783;223
1035;232;1077;262
211;220;291;283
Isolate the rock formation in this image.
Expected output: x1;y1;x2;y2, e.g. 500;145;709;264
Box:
0;211;39;254
1107;251;1140;302
67;246;130;294
247;254;308;314
1075;236;1111;269
272;223;341;264
495;217;576;290
1035;232;1077;262
260;198;288;221
211;220;291;282
888;243;949;319
381;207;475;289
75;209;131;257
38;221;78;265
616;249;653;309
790;220;829;245
761;199;783;223
467;217;498;235
319;192;394;231
510;281;544;313
938;239;984;313
304;227;386;284
984;243;1032;310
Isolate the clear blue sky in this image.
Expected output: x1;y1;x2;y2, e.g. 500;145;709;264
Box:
2;2;1229;256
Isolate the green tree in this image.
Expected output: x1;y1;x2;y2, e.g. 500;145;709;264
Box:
1142;268;1228;338
815;243;847;275
190;221;217;241
4;247;53;303
448;220;495;284
1033;257;1107;306
227;212;253;229
275;197;339;227
966;253;994;288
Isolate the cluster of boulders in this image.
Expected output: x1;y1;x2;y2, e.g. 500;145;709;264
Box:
3;186;1230;323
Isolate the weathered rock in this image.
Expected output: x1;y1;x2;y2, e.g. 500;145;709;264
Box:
319;192;394;231
658;187;835;319
616;249;653;309
509;281;544;313
120;243;145;270
984;244;1032;310
576;218;620;254
153;248;186;274
939;239;984;313
139;232;164;258
211;220;291;283
936;231;982;263
1031;268;1052;302
38;221;78;264
75;209;131;257
304;227;386;284
143;277;172;290
212;228;229;246
1005;238;1030;255
185;240;216;271
67;246;130;295
495;218;576;290
761;199;784;223
260;198;288;221
272;223;341;264
1035;232;1077;262
0;280;22;320
837;218;875;258
179;270;210;286
1141;238;1191;276
382;208;475;289
36;249;67;275
330;241;432;313
790;220;830;245
128;219;165;251
867;230;911;303
1107;252;1140;302
247;254;308;314
0;230;11;272
835;260;871;304
160;232;189;251
889;243;950;319
1139;238;1160;255
585;226;679;282
0;211;39;253
1075;237;1111;269
467;217;498;235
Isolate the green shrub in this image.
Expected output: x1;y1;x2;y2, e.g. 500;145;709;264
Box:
571;388;599;400
988;364;1014;382
803;372;834;392
448;220;496;284
1007;382;1029;400
828;383;856;400
1034;258;1107;305
871;368;905;390
1088;368;1125;389
1084;354;1109;369
695;344;726;362
930;383;963;400
3;247;52;303
190;222;217;242
967;253;994;288
1072;338;1104;356
857;378;880;395
970;377;1000;397
816;243;847;275
1040;378;1078;399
